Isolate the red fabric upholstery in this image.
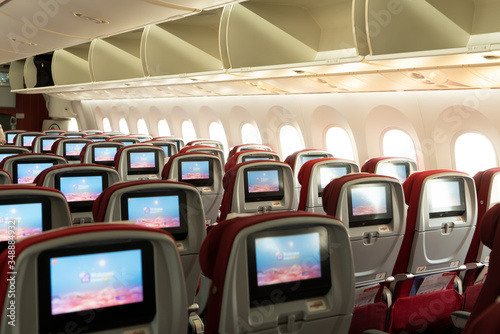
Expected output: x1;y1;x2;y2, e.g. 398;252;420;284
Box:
349;302;388;334
218;161;290;221
113;144;157;170
224;149;279;173
462;283;483;312
227;144;272;159
199;211;334;334
0;223;175;330
464;301;500;334
161;152;218;180
284;149;330;173
179;145;223;155
92;179;197;222
360;157;394;173
321;173;383;218
464;204;500;330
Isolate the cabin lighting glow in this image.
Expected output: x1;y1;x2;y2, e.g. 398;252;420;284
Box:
73;13;109;25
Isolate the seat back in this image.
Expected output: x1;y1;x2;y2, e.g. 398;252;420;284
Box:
464;203;500;332
0;146;30;164
361;157;418;183
225;149;280;173
298;158;360;214
35;164;121;224
187;139;224;150
228;143;272;159
180;145;225;164
0;169;11;184
107;136;141;146
14;131;44;150
80;141;125;166
322;173;406;285
0;224;188;334
83;134;111;142
129;134;153;142
62;131;85;138
81;129;103;135
0;153;67;184
162;152;223;225
42;129;65;135
4;130;26;145
285;149;334;209
154;136;185;151
143;140;179;162
0;184;72;253
93;180;205;303
395;170;477;276
114;145;167;181
52;138;92;163
199;211;354;334
31;135;65;153
220;161;295;221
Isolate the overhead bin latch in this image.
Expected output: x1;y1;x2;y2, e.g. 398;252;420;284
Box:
363;231;380;245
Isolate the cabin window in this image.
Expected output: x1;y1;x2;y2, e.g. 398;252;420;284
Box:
181;120;197;143
119;118;130;135
67;118;79;131
137;119;149;135
382;129;416;161
241;123;263;144
326;127;355;161
280;125;304;159
102;117;112;132
158;120;171;136
455;132;497;177
209;122;229;156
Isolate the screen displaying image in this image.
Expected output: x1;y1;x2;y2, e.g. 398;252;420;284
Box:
94;147;118;162
0;153;16;162
160;146;170;157
255;232;322;287
17;162;53;184
7;133;16;144
42;139;57;152
91;138;107;142
0;203;43;242
319;166;348;191
49;249;144;315
127;195;180;228
129;152;155;168
65;135;83;138
428;179;465;215
247;170;280;193
300;155;325;165
243;157;271;162
351;185;388;216
378;163;409;183
59;176;103;202
22;135;36;147
65;143;86;156
181;161;209;180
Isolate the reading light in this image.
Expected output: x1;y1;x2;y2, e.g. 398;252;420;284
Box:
483;55;500;61
73;13;109;25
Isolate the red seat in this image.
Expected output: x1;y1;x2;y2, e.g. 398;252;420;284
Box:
225;149;280;172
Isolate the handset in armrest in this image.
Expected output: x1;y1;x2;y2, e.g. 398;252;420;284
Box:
451;310;471;329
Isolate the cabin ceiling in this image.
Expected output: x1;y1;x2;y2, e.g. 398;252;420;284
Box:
5;0;500;99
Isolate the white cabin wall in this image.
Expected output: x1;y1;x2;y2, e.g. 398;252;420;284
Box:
76;88;500;171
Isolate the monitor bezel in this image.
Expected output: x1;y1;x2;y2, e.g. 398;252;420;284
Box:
0;196;52;253
244;166;284;203
120;190;188;240
40;138;58;153
300;154;328;166
378;162;410;183
126;149;160;175
428;178;466;218
12;159;56;184
177;158;214;187
91;145;120;166
247;226;332;306
347;182;393;228
241;155;274;162
37;240;156;333
317;164;351;196
6;133;17;144
62;141;87;161
22;135;37;148
54;170;109;213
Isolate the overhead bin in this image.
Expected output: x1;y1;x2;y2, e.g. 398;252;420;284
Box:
219;0;367;70
8;60;25;90
52;43;92;86
89;30;144;82
366;0;500;59
142;9;225;77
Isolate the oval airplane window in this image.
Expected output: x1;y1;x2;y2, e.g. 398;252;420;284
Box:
455;132;497;177
119;118;130;135
241;123;262;144
158;119;171;136
182;120;197;143
280;125;304;160
103;117;112;132
209;122;229;155
326;127;355;161
137;119;149;135
383;129;416;161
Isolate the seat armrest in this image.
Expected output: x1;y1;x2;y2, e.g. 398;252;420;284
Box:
363;330;388;334
451;311;470;329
